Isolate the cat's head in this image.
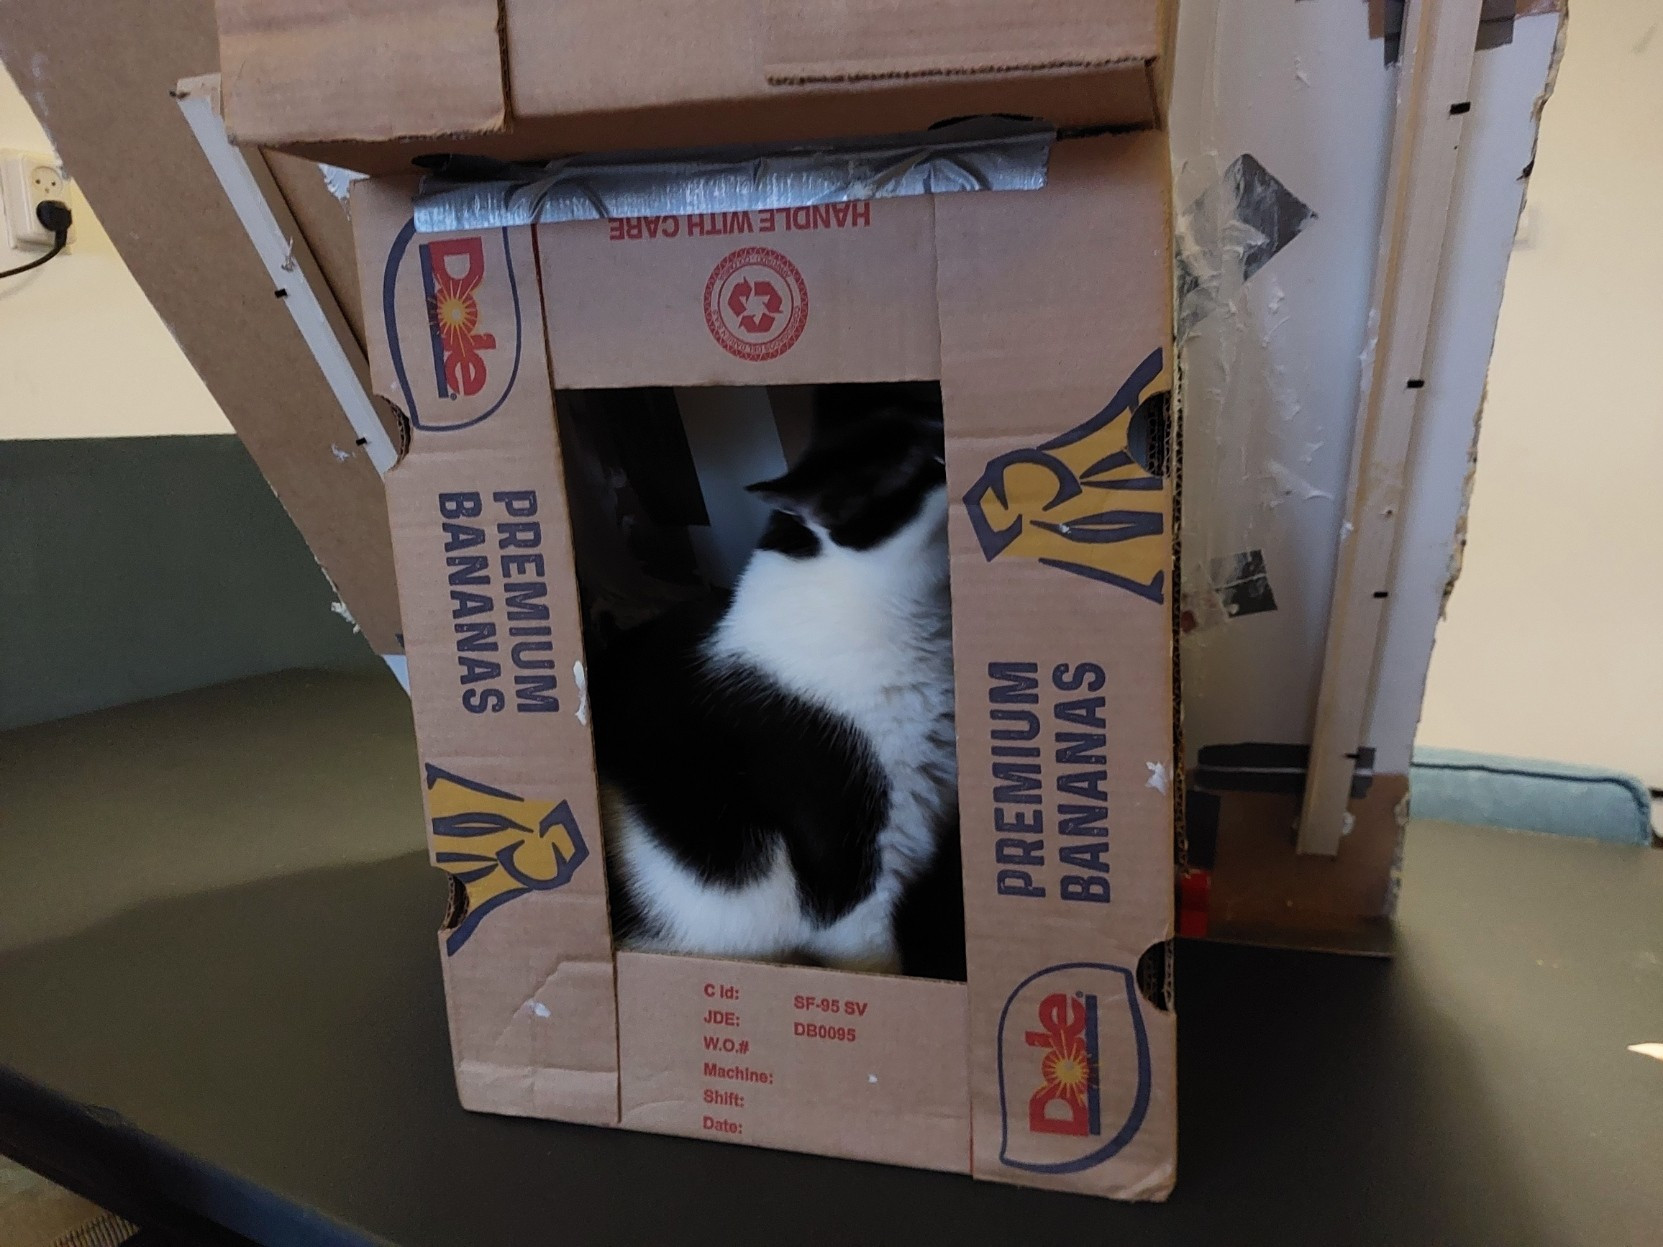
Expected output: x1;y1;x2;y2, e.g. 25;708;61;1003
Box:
747;384;946;555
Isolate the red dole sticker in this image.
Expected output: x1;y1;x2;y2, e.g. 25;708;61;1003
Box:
704;246;809;361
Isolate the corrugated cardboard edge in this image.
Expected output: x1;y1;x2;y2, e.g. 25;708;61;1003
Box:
762;0;1159;85
1439;4;1568;621
765;53;1151;86
1150;0;1179;126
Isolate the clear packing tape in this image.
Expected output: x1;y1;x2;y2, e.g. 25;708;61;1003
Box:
412;118;1055;231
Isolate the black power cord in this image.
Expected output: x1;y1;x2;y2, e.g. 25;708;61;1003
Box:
0;199;73;279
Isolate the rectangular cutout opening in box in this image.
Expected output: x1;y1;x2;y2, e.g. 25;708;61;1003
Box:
557;382;967;984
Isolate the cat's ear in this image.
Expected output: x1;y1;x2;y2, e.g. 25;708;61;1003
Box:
745;469;819;520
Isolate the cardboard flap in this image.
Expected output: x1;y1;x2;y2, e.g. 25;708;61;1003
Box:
217;0;507;145
764;0;1158;84
934;130;1176;1198
229;0;1163;157
352;178;620;1124
505;0;1156;111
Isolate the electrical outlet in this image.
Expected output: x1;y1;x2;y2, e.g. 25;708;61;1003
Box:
0;150;71;251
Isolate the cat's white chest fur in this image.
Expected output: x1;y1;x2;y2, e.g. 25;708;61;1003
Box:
709;489;957;887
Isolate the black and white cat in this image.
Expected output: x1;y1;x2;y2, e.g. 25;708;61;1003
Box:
589;386;959;976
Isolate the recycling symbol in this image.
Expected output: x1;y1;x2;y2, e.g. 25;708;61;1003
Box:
704;246;810;362
727;278;784;334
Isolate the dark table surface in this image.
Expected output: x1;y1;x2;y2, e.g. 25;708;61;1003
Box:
0;674;1659;1246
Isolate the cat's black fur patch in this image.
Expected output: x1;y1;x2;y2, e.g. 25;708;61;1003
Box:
894;807;968;981
811;381;943;434
590;600;889;937
755;510;820;558
748;388;945;552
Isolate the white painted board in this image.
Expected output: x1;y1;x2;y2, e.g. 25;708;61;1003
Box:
1170;2;1561;790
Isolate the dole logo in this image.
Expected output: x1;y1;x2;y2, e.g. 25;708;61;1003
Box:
422;237;496;399
963;347;1170;604
382;221;524;432
425;764;588;953
1026;991;1101;1137
997;962;1152;1174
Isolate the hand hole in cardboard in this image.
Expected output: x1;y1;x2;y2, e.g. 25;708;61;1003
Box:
1127;388;1172;478
441;872;468;935
1136;940;1173;1012
374;396;412;464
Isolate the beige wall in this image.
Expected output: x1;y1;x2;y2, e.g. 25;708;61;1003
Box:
1419;1;1663;786
0;63;230;439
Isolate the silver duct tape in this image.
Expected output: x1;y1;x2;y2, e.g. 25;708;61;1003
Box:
412;119;1054;233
